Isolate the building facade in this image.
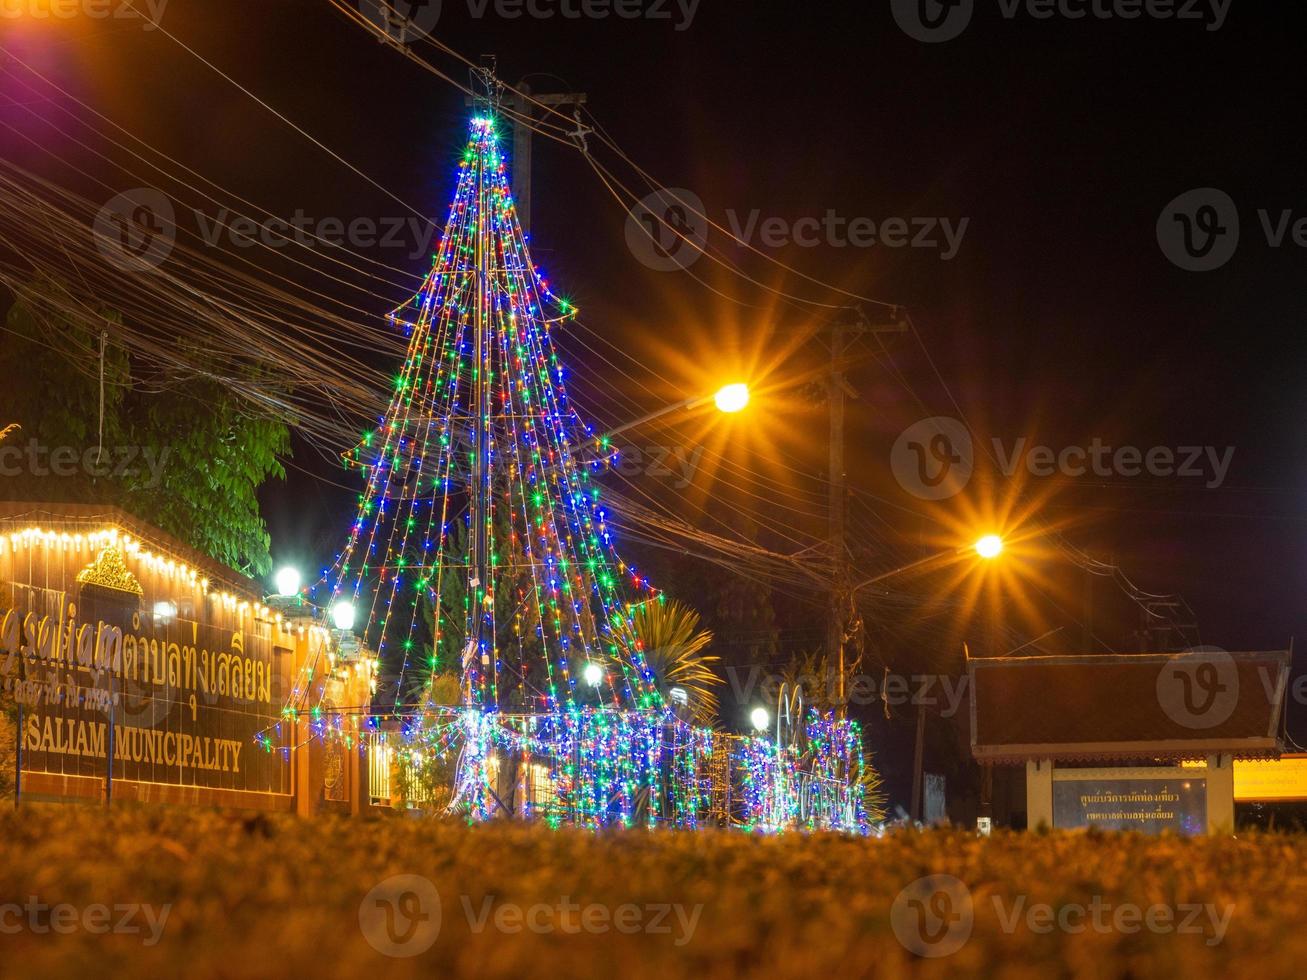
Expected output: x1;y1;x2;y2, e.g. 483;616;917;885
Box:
0;502;372;813
970;650;1292;834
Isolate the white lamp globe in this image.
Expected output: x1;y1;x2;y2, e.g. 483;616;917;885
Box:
331;601;356;632
274;566;301;597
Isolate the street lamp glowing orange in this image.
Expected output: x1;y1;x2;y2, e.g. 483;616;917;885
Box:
713;383;750;414
974;534;1004;559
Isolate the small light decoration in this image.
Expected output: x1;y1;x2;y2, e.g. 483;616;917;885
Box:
402;705;715;829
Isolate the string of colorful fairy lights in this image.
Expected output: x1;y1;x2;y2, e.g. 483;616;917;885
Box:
436;707;716;830
370;703;867;832
734;712;870;833
274;113;868;834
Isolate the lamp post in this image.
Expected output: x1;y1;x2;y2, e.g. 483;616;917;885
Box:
847;535;1005;822
598;382;750;442
532;383;752;484
840;536;1004;723
850;536;1004;597
826;306;910;721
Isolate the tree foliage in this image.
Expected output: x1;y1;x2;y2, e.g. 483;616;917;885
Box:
0;279;289;575
780;649;845;715
617;599;720;725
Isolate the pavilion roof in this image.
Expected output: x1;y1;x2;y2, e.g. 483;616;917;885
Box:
969;650;1291;765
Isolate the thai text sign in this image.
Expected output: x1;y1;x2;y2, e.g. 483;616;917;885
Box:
0;596;291;794
1233;756;1307;803
1052;777;1207;834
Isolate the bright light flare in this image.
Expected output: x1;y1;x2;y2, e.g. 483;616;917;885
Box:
583;662;604;687
750;706;770;732
273;566;301;597
713;382;750;414
331;601;356;631
974;534;1004;560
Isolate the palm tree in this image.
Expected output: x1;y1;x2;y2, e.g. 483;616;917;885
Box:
859;762;888;825
619;599;721;725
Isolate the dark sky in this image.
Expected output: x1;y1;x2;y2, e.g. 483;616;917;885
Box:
4;1;1306;671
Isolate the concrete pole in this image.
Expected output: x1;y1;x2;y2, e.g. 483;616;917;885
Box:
828;321;847;718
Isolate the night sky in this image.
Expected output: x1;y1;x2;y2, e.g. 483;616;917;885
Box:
4;1;1306;780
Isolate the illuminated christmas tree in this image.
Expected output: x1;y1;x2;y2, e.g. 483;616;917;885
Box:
304;108;866;833
326;114;663;724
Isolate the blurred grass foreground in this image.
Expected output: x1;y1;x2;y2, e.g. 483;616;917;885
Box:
4;808;1307;979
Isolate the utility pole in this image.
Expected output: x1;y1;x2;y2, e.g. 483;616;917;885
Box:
468;62;523;818
465;79;586;235
827;317;849;717
1083;566;1093;651
504;83;587;237
909;700;926;822
469;62;496;711
827;306;909;719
